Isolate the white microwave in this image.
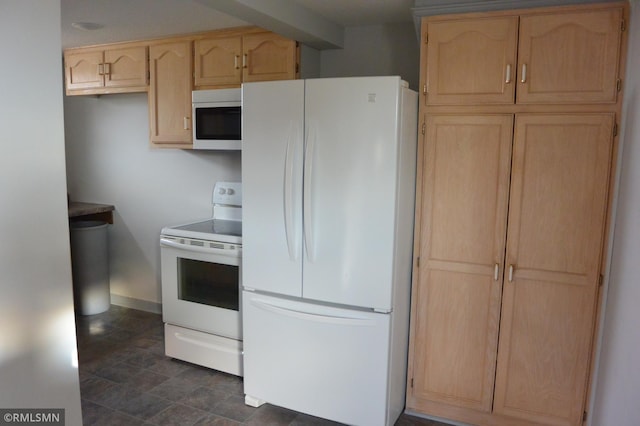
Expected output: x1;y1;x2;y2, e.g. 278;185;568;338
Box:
192;88;241;150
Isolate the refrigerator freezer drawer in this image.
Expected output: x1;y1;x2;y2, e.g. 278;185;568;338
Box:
243;292;392;426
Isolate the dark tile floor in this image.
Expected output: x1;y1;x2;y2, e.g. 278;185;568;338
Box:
75;305;449;425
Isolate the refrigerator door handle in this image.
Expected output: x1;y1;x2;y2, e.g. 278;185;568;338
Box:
283;121;298;261
250;298;376;326
303;121;316;262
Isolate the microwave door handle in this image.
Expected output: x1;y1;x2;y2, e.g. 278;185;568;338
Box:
160;237;237;257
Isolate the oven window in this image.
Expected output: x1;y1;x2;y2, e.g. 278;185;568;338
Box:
177;258;239;311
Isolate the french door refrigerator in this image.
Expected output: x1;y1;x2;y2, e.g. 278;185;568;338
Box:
241;76;418;426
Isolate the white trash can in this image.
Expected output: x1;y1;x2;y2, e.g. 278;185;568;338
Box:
70;220;110;315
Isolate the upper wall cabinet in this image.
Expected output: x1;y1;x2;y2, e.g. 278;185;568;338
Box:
194;31;298;89
517;8;622;104
194;36;242;88
148;41;193;147
423;6;624;105
242;32;298;83
425;17;518;105
64;45;148;96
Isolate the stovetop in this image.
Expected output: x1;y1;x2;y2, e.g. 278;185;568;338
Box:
161;182;242;244
161;218;242;244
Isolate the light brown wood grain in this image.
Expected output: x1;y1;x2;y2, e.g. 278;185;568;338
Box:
407;114;513;413
425;17;518;105
148;41;193;147
242;32;297;83
408;3;626;425
517;8;623;104
493;113;614;426
194;36;242;88
104;46;148;89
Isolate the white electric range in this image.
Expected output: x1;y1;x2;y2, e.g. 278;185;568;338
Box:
160;182;243;376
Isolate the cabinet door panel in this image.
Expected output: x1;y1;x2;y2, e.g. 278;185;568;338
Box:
517;8;622;104
194;37;242;88
242;33;296;82
149;42;193;146
65;51;103;91
494;114;614;425
426;17;518;105
408;115;513;413
104;46;148;89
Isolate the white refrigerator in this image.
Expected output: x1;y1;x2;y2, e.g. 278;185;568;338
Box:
241;76;418;426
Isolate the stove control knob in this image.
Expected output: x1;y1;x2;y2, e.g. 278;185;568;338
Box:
227;189;235;195
218;188;227;195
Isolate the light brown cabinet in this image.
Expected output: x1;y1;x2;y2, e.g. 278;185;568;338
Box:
408;3;627;426
492;114;614;425
241;32;298;83
194;36;242;88
423;6;623;105
194;32;297;89
64;45;148;95
408;113;614;426
410;114;513;413
148;41;193;147
64;27;298;148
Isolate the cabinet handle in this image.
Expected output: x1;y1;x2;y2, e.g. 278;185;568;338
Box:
508;264;514;282
521;64;527;83
183;117;190;130
104;62;111;75
243;53;248;69
494;263;499;281
505;64;512;84
234;55;239;70
97;63;104;75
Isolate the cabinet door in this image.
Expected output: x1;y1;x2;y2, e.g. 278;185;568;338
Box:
425;17;518;105
64;50;104;92
194;36;242;88
494;114;614;425
242;33;296;83
149;41;193;146
407;115;513;413
103;46;148;89
517;8;623;104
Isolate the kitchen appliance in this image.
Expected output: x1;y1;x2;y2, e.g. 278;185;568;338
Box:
160;182;243;376
241;77;417;426
192;88;241;150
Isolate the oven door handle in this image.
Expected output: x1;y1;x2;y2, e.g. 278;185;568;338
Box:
160;237;239;257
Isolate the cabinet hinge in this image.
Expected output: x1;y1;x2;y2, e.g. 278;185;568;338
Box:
421;122;426;135
583;411;588;422
416;257;420;267
613;122;618;137
296;63;299;74
411;378;414;388
617;78;622;92
599;274;604;287
622;19;626;32
424;33;428;44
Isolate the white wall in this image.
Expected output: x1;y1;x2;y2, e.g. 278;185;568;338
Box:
590;1;640;424
63;24;418;309
320;23;419;90
64;94;241;308
0;0;82;421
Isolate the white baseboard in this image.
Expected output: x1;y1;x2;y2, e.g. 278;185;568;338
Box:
110;293;162;314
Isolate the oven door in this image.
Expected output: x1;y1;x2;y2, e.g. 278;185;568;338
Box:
160;235;242;340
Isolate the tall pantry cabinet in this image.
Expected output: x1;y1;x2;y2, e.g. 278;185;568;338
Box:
406;3;628;426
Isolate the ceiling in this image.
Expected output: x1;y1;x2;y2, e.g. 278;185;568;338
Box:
61;0;416;49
